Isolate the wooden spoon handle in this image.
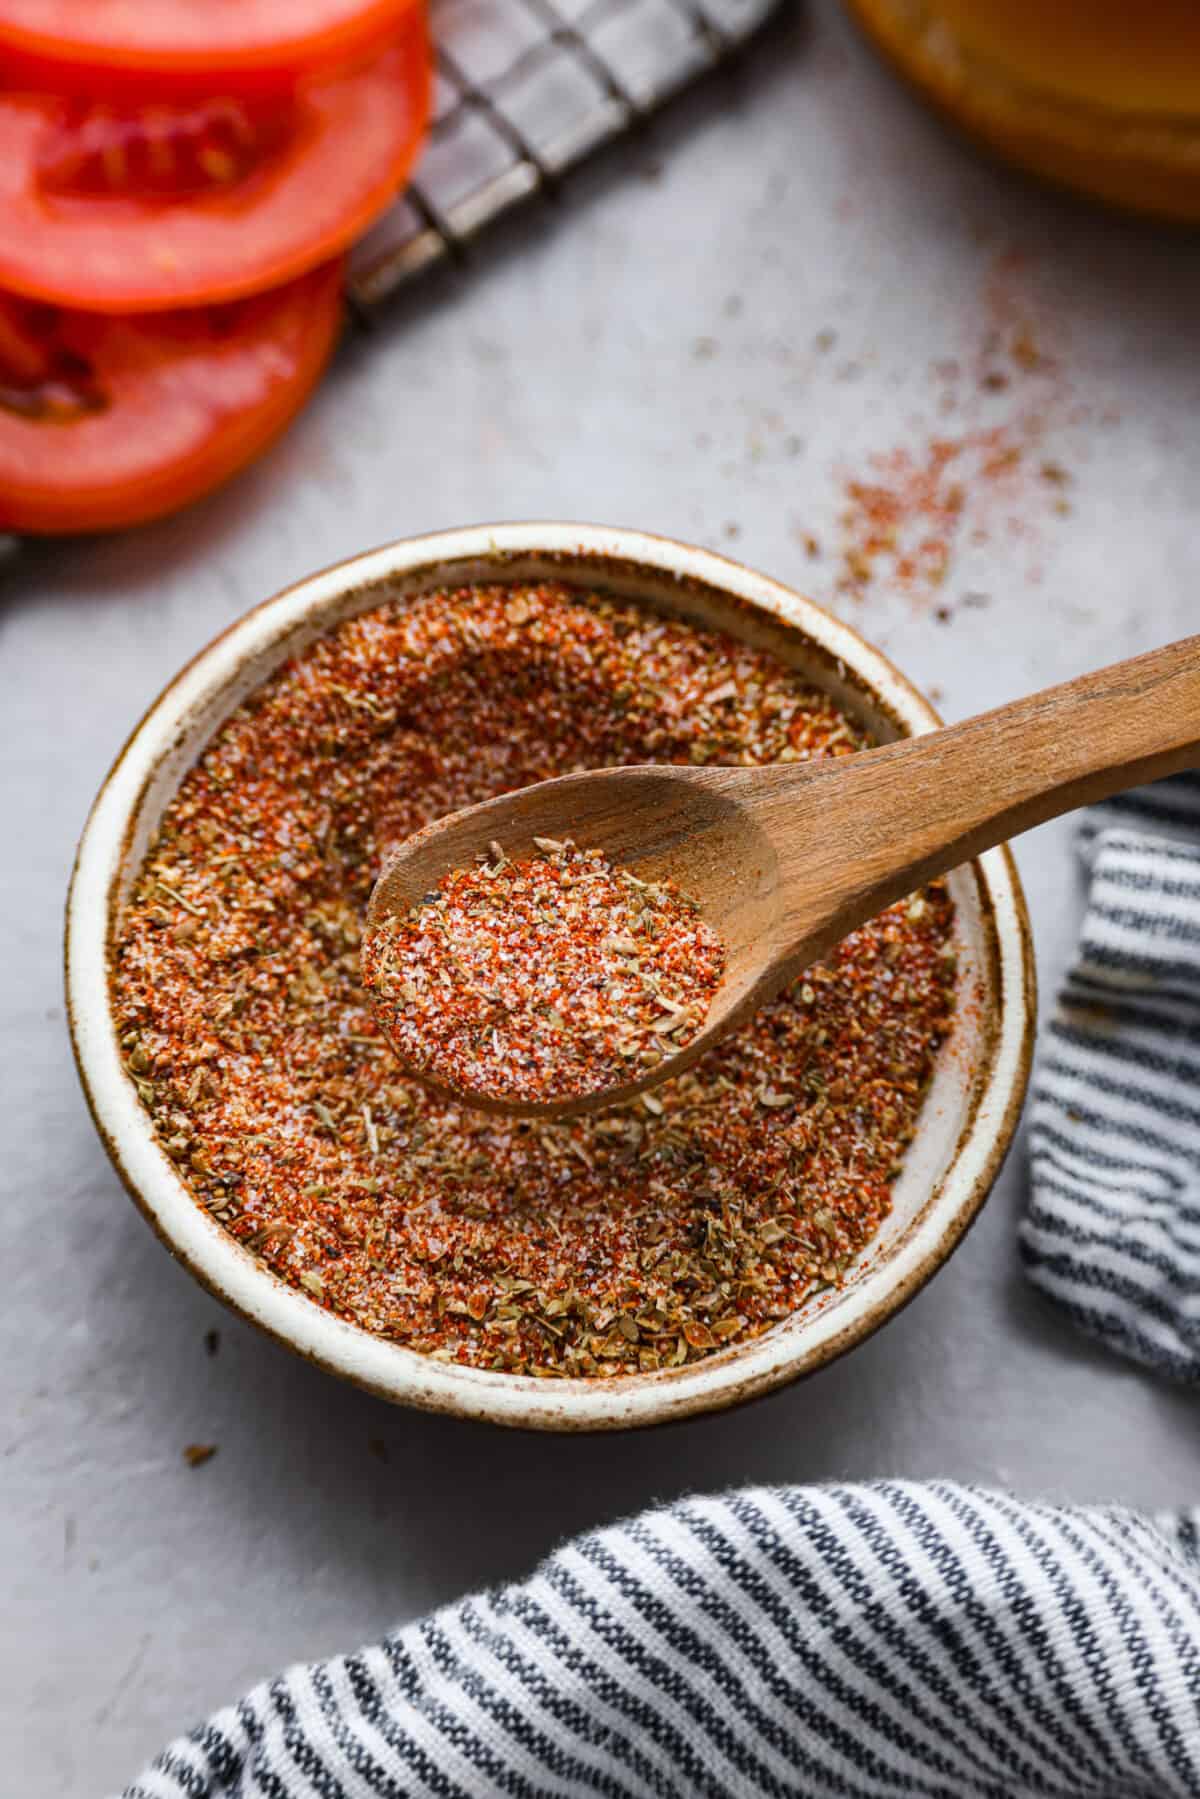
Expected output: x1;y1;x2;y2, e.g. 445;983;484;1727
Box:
764;632;1200;955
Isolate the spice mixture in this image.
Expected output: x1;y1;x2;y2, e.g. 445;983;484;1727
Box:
363;842;726;1106
112;582;957;1379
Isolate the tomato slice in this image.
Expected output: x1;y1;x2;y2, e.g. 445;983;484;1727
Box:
0;1;421;95
0;261;343;534
0;11;429;312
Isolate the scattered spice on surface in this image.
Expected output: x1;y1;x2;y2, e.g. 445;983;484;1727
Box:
203;1329;220;1357
835;248;1076;612
183;1444;217;1468
112;582;957;1380
364;842;725;1107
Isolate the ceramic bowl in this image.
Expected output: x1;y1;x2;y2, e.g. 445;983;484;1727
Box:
66;522;1035;1431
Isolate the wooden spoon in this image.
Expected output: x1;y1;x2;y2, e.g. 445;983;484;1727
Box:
367;634;1200;1117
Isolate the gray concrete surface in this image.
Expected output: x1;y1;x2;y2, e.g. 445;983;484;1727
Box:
5;4;1200;1791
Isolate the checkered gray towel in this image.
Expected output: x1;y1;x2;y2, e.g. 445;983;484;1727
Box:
123;1479;1200;1798
1023;774;1200;1381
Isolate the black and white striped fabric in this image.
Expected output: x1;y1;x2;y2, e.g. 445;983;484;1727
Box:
123;1479;1200;1798
1023;773;1200;1382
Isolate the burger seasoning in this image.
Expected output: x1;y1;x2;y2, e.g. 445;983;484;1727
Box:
362;841;726;1106
112;582;957;1380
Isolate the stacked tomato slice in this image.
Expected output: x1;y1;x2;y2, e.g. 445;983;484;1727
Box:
0;1;429;532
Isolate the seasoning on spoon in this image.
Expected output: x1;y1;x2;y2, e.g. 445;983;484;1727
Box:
362;839;726;1106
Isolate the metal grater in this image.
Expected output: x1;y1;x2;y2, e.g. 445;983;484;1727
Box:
348;0;786;312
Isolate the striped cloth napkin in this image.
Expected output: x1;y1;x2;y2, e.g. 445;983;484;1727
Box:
121;1480;1200;1798
1023;774;1200;1381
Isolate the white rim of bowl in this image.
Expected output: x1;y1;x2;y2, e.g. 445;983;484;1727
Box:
66;521;1035;1431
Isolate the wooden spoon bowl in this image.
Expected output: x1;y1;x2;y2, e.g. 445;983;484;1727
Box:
365;763;772;1116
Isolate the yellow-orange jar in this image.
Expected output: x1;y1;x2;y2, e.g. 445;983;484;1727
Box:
846;0;1200;222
